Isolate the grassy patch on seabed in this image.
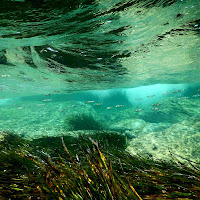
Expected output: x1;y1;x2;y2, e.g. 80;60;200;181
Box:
0;131;200;200
64;113;106;131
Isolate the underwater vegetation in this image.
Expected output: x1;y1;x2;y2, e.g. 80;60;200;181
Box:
0;0;200;198
64;113;106;131
25;138;142;200
1;131;200;200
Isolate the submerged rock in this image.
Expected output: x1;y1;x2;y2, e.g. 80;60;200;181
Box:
110;118;171;138
109;97;200;125
110;119;146;131
142;122;171;134
139;98;200;123
126;116;200;165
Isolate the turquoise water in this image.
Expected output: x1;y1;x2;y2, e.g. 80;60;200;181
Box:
0;0;200;163
0;83;200;163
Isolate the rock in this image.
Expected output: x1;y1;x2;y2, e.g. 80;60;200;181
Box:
110;119;146;130
124;130;137;139
126;117;200;165
142;122;171;134
110;118;171;138
139;98;200;123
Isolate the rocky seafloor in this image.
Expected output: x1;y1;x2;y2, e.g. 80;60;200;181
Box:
0;95;200;166
0;96;200;199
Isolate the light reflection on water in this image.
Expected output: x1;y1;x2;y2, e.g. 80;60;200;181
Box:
0;0;200;98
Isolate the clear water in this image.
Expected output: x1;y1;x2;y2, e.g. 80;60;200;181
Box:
0;0;200;163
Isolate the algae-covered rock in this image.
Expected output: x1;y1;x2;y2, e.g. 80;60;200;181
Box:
108;97;200;125
110;118;146;132
139;98;200;123
126;117;200;165
110;118;171;139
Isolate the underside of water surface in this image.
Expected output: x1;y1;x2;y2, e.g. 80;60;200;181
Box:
0;0;200;199
1;0;200;97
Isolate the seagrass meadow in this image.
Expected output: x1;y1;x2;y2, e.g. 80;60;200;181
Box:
0;131;200;199
0;0;200;199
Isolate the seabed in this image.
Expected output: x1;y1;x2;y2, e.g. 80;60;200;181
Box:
0;130;200;200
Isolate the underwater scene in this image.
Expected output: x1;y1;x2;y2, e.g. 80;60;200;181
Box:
0;0;200;199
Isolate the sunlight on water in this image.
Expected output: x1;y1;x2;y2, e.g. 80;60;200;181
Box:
0;0;200;98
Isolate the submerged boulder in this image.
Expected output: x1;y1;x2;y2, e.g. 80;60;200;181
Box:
110;118;146;131
139;98;200;123
126;117;200;165
110;118;171;138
